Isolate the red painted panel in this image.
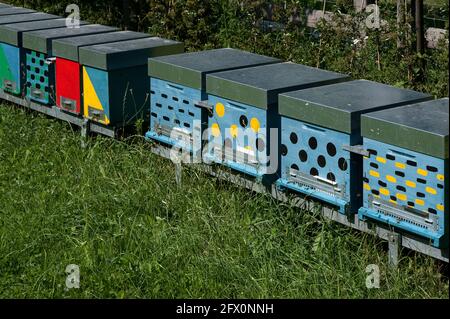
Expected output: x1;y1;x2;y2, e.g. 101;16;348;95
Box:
55;57;81;114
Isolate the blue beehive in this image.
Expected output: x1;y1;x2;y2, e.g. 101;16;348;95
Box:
146;49;280;154
358;98;449;248
204;62;349;182
277;80;432;215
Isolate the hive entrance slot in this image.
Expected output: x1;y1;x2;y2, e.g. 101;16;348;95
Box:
288;169;345;197
368;196;439;232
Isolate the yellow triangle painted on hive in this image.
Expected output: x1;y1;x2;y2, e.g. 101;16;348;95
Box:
83;67;110;124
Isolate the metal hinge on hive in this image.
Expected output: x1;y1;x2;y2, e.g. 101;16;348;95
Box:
342;144;370;157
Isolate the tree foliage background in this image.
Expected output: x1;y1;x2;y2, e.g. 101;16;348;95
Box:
6;0;449;97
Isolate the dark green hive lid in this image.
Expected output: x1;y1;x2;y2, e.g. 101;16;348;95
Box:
206;62;349;109
0;7;35;16
0;18;82;47
0;12;59;27
79;37;184;71
22;24;118;55
278;80;432;134
148;48;281;90
52;30;151;62
361;98;449;159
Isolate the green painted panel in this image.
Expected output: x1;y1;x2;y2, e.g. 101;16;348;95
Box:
79;37;184;70
361;98;449;159
279;80;432;133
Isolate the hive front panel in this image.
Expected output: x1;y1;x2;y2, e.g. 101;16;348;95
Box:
0;41;20;94
359;98;449;247
205;62;349;182
277;80;432;215
146;48;281;155
279;116;354;212
53;31;150;115
79;37;184;126
22;24;117;105
205;94;271;178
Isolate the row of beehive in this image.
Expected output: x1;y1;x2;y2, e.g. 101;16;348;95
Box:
0;4;448;249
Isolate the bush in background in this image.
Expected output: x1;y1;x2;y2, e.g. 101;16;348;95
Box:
6;0;449;98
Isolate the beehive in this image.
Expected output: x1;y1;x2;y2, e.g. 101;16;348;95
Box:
205;62;349;182
52;31;150;114
22;24;117;105
0;7;35;16
359;98;449;247
0;3;12;9
0;15;62;95
79;37;184;126
277;80;432;214
146;48;280;154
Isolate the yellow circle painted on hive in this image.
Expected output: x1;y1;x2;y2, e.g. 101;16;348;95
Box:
250;118;260;132
211;123;221;137
215;103;225;118
230;125;238;138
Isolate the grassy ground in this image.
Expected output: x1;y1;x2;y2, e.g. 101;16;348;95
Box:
0;102;448;299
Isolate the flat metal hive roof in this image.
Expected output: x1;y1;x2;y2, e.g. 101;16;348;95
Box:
0;12;58;26
362;98;449;159
79;37;184;70
206;62;350;109
52;30;151;62
0;7;35;16
148;48;281;90
278;80;432;134
0;18;82;46
22;24;118;55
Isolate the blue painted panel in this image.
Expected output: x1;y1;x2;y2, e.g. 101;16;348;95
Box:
85;66;110;117
146;78;205;153
204;95;273;180
276;117;359;214
359;138;447;247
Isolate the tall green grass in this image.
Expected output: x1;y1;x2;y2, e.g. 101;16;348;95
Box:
0;103;448;298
